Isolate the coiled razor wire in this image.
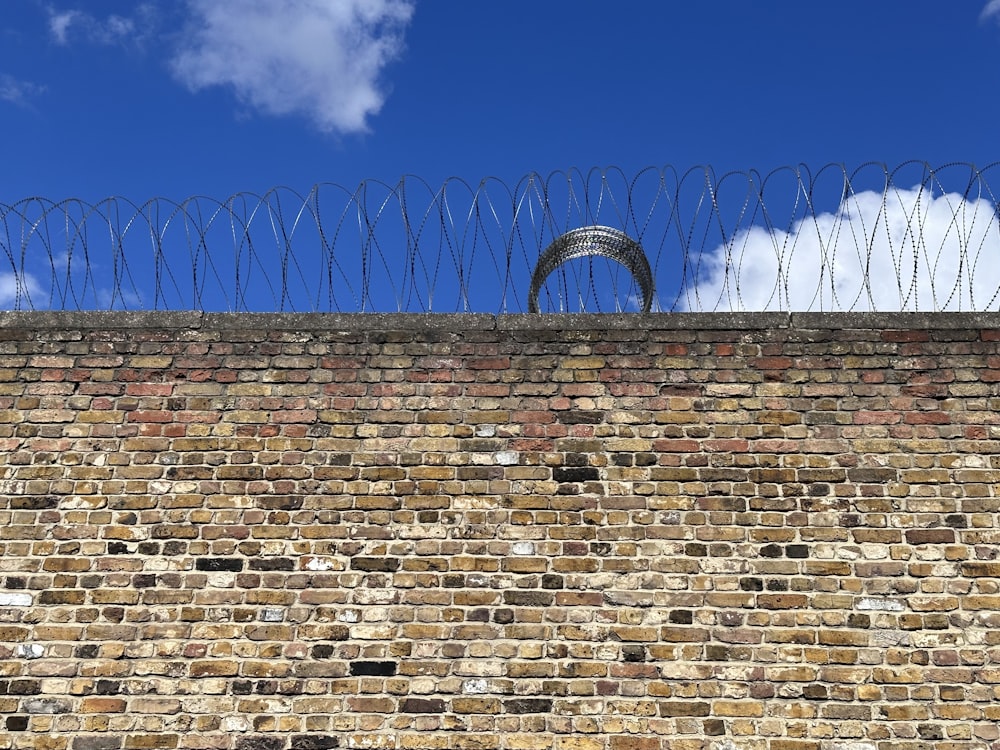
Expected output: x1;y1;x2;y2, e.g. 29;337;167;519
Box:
528;226;653;313
2;161;1000;313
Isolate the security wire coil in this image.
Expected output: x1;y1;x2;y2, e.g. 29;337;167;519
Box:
3;161;1000;313
528;226;653;313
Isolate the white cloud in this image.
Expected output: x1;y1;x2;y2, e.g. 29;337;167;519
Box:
982;0;1000;23
683;187;1000;311
0;271;43;309
0;74;45;106
47;5;156;47
48;10;81;45
170;0;415;134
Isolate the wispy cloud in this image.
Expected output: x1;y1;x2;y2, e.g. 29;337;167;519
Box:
683;188;1000;312
47;5;157;47
0;74;45;107
0;271;43;309
982;0;1000;23
170;0;415;135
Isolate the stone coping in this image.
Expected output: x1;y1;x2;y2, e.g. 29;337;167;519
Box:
2;310;1000;331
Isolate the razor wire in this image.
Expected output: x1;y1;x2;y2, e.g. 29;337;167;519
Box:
2;161;1000;313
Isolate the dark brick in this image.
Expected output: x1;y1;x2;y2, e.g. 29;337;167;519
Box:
350;557;400;572
255;680;278;695
541;574;563;589
553;466;599;482
622;645;646;663
558;411;603;424
95;680;120;695
803;684;828;700
848;468;897;482
785;545;809;558
290;737;339;750
669;610;693;624
73;738;122;750
503;590;554;606
162;541;186;556
195;557;244;572
943;514;967;528
235;738;285;750
257;496;304;510
706;645;730;661
492;609;515;624
905;528;955;545
38;590;85;604
249;558;295;571
9;680;42;695
505;698;553;714
76;644;100;659
11;496;58;510
6;716;28;731
917;724;945;740
231;681;254;695
349;661;397;677
107;541;129;554
401;698;445;713
703;719;726;736
659;701;710;717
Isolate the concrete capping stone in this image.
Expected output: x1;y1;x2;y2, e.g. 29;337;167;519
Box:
201;312;498;331
791;311;1000;329
496;312;792;330
1;309;999;332
0;310;206;329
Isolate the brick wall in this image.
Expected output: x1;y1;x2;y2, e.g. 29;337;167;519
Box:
2;310;1000;750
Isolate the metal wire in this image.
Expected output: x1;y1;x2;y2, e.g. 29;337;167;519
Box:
2;162;1000;313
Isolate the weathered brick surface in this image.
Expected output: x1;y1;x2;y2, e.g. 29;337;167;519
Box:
2;311;1000;749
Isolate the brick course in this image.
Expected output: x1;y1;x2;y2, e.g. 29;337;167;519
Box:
1;311;1000;749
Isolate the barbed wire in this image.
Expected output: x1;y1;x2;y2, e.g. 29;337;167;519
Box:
2;161;1000;313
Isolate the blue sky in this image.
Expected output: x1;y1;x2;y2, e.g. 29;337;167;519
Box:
2;1;1000;312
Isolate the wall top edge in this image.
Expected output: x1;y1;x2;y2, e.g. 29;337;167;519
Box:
2;310;1000;331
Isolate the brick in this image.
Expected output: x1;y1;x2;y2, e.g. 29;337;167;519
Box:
504;698;553;714
609;738;660;750
401;698;445;713
659;701;710;717
452;697;501;713
4;315;1000;750
349;661;396;676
